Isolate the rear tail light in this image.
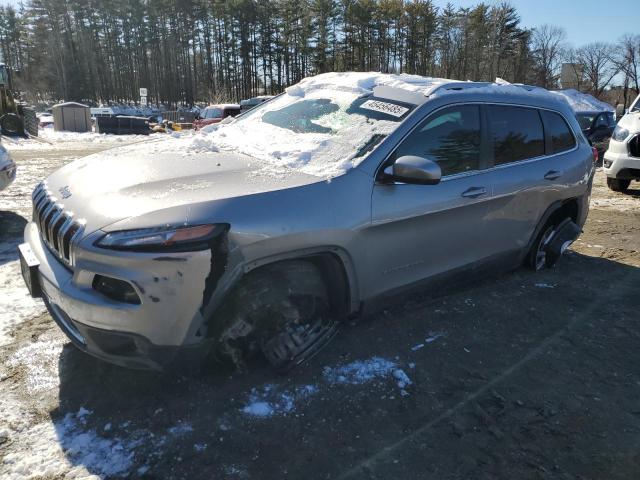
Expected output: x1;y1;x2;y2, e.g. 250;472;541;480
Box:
591;146;599;164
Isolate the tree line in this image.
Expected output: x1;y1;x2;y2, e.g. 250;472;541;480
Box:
0;0;638;108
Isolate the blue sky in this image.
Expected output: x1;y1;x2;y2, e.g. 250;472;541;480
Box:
0;0;638;47
431;0;639;47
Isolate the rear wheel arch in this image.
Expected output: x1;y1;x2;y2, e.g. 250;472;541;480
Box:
524;197;582;270
525;198;580;255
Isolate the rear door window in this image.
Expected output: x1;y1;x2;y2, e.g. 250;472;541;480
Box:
488;105;544;165
540;110;576;154
392;104;481;177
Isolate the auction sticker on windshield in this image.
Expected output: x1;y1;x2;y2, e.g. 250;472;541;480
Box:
360;100;409;118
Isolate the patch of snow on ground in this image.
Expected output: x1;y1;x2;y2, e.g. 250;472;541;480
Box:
3;128;152;151
241;384;318;418
7;333;64;393
323;357;397;385
0;262;46;346
167;422;193;436
1;409;137;479
323;356;413;395
424;331;446;343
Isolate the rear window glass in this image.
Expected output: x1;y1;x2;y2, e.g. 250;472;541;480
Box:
541;110;576;154
489;106;544;165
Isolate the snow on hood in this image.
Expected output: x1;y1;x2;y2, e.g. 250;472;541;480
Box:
122;72;456;180
550;89;614;113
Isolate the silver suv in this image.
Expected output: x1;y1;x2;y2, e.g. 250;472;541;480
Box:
19;73;594;371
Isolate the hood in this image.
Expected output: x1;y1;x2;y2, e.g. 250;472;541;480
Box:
43;140;323;234
618;111;640;134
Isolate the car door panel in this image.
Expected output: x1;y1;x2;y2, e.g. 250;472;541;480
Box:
363;103;496;300
365;173;494;299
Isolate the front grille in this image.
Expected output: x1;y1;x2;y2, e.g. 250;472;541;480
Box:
32;182;84;267
629;135;640;158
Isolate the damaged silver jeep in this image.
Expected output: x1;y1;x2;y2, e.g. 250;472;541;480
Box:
19;73;594;371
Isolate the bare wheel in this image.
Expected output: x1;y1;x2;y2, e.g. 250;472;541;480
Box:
527;224;555;271
209;260;338;371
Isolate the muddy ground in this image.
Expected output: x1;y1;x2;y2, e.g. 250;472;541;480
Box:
1;138;639;479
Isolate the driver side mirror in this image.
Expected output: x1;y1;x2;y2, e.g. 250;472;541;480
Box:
383;155;442;185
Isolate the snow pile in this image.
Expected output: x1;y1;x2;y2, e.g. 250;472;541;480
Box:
550;89;614;113
241;384;318;418
1;408;137;479
7;333;65;392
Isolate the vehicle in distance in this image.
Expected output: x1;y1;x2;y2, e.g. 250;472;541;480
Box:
0;144;16;191
603;93;640;192
240;95;274;112
19;73;594;372
575;110;616;160
193;104;241;130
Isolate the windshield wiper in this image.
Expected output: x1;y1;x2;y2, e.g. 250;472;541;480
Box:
354;134;386;158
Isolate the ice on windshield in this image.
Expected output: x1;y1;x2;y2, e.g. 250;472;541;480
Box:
199;88;410;178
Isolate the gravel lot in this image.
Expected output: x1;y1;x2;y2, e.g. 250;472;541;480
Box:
1;134;639;479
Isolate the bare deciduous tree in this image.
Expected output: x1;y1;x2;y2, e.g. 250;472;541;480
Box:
530;24;566;89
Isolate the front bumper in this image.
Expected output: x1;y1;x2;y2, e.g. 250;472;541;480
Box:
23;221;214;369
603;150;640;179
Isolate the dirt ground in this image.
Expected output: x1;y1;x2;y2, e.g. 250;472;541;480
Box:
1;138;639;479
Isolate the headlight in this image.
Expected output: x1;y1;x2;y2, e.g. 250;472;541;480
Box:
95;224;227;252
612;125;629;142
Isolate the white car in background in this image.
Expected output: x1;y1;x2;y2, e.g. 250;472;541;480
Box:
603;94;640;192
0;144;16;191
37;112;54;128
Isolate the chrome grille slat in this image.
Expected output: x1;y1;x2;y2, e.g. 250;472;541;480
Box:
50;210;67;250
40;202;56;236
57;215;74;255
31;182;82;268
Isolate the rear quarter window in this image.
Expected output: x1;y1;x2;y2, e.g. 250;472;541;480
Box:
488;105;544;165
541;110;576;154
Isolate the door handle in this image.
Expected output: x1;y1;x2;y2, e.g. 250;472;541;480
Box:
461;186;487;198
544;170;563;180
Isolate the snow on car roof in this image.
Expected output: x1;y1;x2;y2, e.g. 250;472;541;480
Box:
284;71;456;99
549;89;614;113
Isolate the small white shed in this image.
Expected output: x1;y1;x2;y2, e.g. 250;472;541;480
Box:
52;102;92;132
